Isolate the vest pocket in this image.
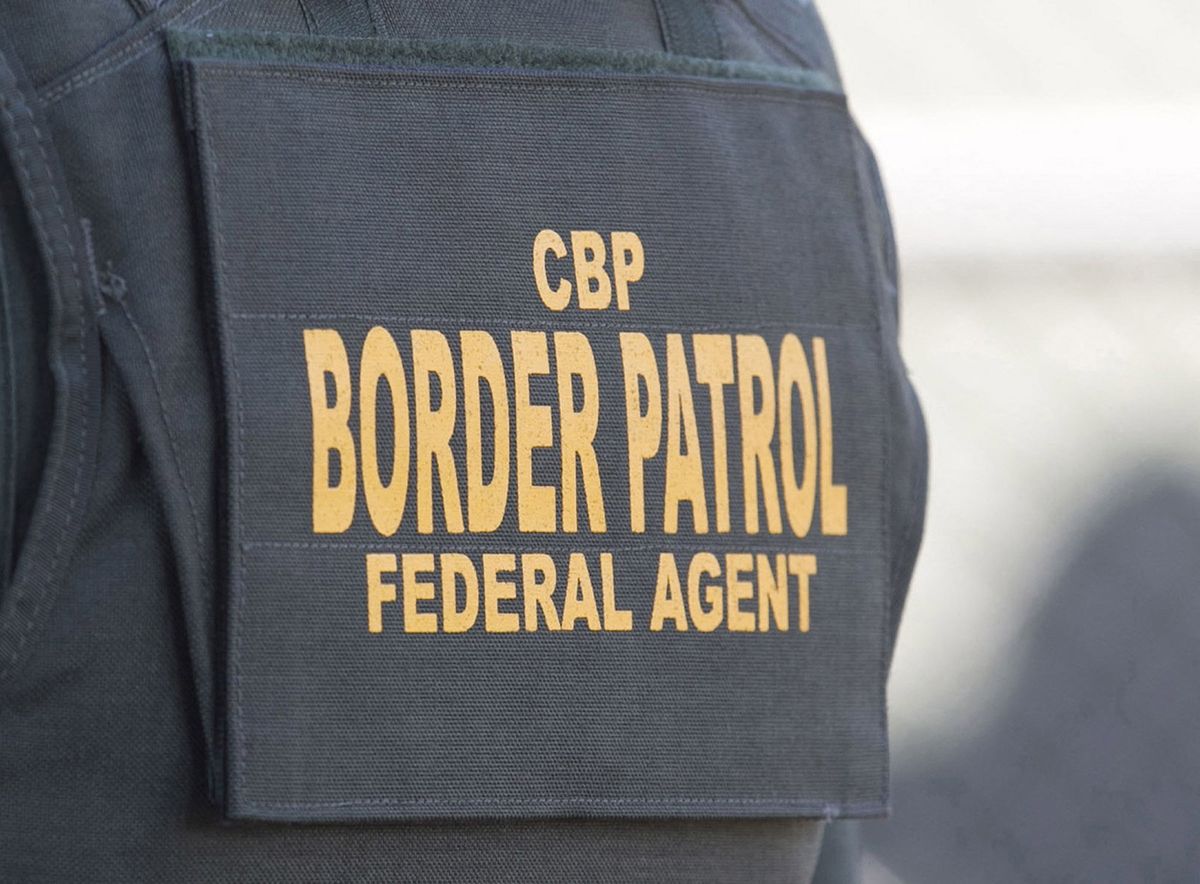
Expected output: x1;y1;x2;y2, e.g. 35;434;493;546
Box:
0;45;100;686
172;30;904;822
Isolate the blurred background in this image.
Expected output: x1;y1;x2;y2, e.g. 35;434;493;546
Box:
817;1;1200;880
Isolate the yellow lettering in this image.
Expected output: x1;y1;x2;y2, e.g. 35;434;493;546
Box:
693;334;733;533
788;553;817;633
599;552;631;631
571;230;611;310
441;552;479;633
737;335;782;535
483;553;520;633
412;330;464;534
512;331;556;533
304;329;356;534
555;332;606;533
620;332;662;533
649;552;687;631
460;330;510;532
663;333;708;534
756;553;788;631
561;552;602;631
725;552;755;632
610;231;643;310
365;552;396;633
777;334;818;538
812;337;848;536
687;551;723;633
533;229;571;311
521;553;560;632
402;552;438;633
359;326;410;536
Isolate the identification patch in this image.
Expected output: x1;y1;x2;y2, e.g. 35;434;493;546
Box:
175;33;894;821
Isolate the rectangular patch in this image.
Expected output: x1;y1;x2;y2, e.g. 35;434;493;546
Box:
175;32;892;821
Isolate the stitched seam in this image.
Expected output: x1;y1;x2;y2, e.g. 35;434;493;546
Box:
196;64;842;105
112;298;211;589
0;63;89;682
231;319;248;806
842;111;893;808
242;797;886;811
166;29;839;90
242;540;873;553
226;312;872;333
192;73;248;808
38;0;233;105
0;214;17;582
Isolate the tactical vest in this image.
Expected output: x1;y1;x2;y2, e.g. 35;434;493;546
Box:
0;2;927;880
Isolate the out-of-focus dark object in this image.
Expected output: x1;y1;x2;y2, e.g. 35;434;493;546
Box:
869;471;1200;882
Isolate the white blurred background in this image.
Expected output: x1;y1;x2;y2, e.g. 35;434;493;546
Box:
817;2;1200;880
